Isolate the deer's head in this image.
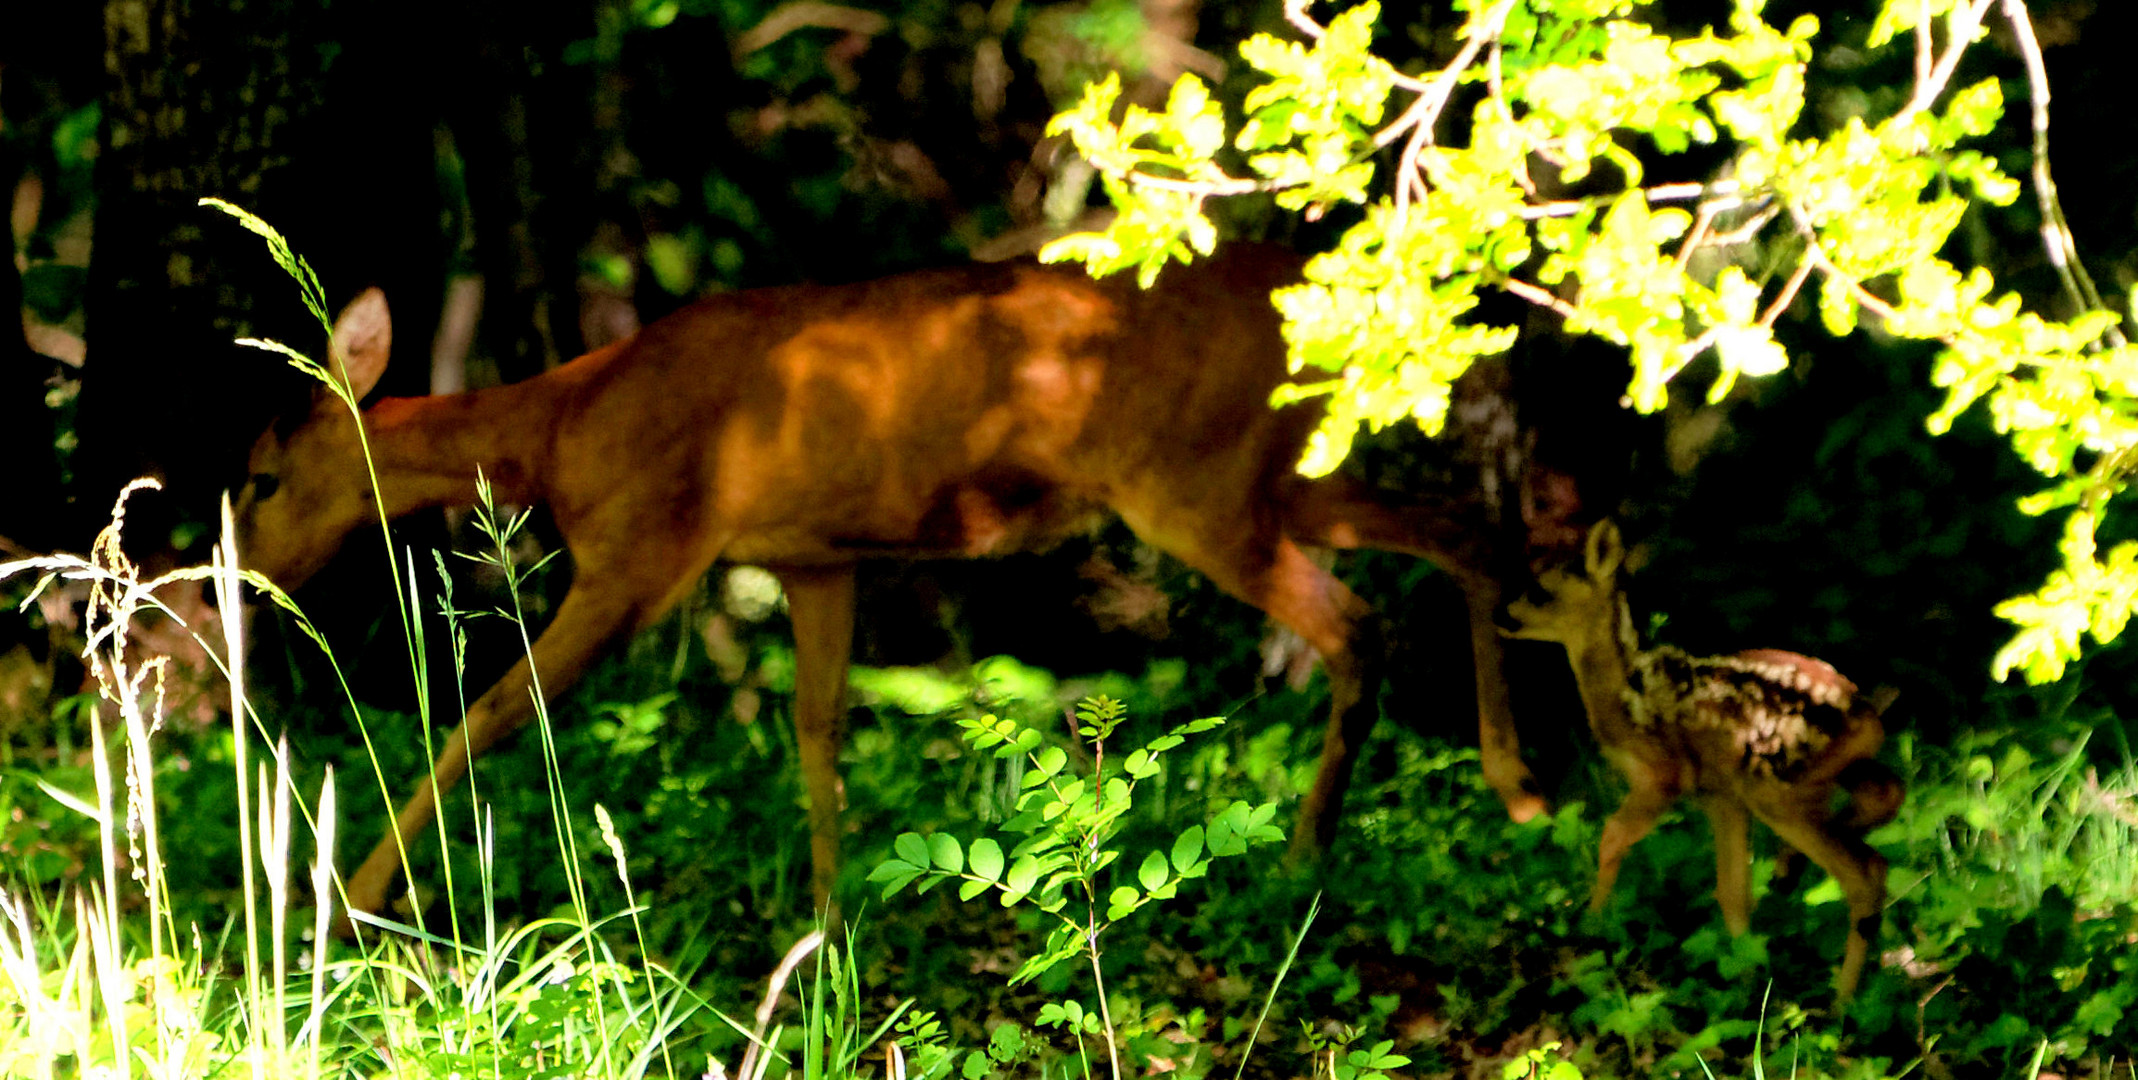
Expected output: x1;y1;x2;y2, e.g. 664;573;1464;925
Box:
1502;519;1627;653
232;288;393;590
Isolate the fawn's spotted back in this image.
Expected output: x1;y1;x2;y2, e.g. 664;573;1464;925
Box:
1626;642;1871;783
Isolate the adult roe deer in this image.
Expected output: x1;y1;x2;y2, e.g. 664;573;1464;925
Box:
1502;520;1901;1000
234;244;1549;921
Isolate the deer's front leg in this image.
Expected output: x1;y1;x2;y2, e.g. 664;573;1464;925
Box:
344;580;641;924
1591;769;1676;914
1278;477;1544;826
779;564;858;918
1459;577;1548;824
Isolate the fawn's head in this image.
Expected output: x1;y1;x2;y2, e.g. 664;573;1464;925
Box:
232;288;393;589
1502;519;1627;653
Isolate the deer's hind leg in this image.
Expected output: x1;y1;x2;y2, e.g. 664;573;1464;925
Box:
1123;507;1384;859
1249;539;1384;860
1280;475;1546;825
777;564;859;918
1749;799;1888;1001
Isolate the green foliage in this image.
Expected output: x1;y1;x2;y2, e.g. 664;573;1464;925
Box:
200;198;333;340
1867;724;2138;1066
0;482;716;1079
1300;1024;1410;1080
872;695;1282;1080
1042;74;1234;286
872;697;1280;983
1499;1041;1584;1080
889;1009;963;1080
1042;0;2138;682
1237;4;1396;212
27;184;2138;1080
12;513;2138;1080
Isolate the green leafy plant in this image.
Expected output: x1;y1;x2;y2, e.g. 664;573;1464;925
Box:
1499;1040;1584;1080
1301;1023;1411;1080
1042;0;2136;685
871;695;1283;1079
887;1008;964;1080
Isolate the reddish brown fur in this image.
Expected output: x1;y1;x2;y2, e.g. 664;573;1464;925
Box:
237;246;1549;922
1504;521;1896;1001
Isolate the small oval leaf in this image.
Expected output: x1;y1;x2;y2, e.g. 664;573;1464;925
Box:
873;867;924;898
1005;853;1040;895
894;832;931;868
1170;826;1204;872
970;837;1005;881
1034;745;1068;777
929;833;964;874
1138;849;1168;892
1107;885;1141;920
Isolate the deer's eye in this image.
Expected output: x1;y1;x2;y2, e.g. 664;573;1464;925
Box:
250;474;281;500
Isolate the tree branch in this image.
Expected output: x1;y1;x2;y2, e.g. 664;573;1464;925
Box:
1372;0;1520;151
1120;170;1266;197
1706;202;1781;248
1892;0;1996;127
1999;0;2126;346
1516;179;1747;221
1913;0;1933;97
1282;0;1324;41
1759;254;1817;330
1502;277;1578;319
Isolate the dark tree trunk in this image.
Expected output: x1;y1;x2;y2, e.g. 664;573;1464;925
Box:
79;0;456;552
78;0;331;548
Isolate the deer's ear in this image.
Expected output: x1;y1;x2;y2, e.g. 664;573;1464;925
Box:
1584;519;1624;577
327;287;392;400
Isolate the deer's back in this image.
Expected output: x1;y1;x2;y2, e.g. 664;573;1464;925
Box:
542;246;1317;564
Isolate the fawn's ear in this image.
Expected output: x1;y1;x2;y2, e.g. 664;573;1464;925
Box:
1583;519;1624;577
327;288;392;401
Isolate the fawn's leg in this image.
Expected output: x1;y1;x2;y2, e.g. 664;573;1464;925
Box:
1755;810;1888;1002
1838;760;1905;833
779;564;858;919
1592;776;1676;913
1701;795;1753;935
1776;760;1903;898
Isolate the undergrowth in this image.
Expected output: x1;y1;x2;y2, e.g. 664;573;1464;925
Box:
2;209;2137;1078
7;481;2138;1076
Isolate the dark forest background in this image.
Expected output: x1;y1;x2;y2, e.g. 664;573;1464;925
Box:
6;1;2138;1072
2;0;2132;743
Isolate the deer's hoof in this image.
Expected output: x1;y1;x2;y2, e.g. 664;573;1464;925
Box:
1500;790;1550;824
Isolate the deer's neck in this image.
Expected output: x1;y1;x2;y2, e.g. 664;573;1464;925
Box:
1565;601;1642;739
361;384;550;516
